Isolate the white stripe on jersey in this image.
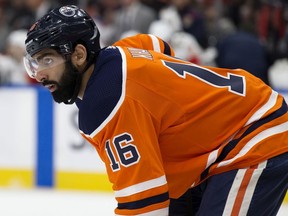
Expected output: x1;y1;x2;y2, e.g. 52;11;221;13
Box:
114;175;167;198
222;169;246;215
115;207;169;216
89;47;127;138
148;34;161;52
244;90;278;126
222;161;267;215
205;149;219;169
217;121;288;168
239;161;267;215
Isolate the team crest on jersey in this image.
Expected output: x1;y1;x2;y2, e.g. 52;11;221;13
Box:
59;6;77;17
128;48;153;60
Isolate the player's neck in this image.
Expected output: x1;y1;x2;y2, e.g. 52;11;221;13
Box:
78;64;95;99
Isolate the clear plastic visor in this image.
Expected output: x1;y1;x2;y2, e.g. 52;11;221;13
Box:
23;51;66;79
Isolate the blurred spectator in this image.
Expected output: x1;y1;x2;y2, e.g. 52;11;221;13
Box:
158;3;183;33
216;31;269;84
148;19;216;66
0;1;10;51
120;30;141;39
25;0;59;20
6;0;35;30
140;0;170;13
170;31;217;66
85;0;121;47
148;20;174;42
6;29;27;64
267;3;288;90
268;58;288;90
257;0;287;65
203;1;236;47
109;0;157;43
0;54;19;85
0;0;287;89
0;29;28;85
226;0;260;35
0;0;34;52
169;0;208;48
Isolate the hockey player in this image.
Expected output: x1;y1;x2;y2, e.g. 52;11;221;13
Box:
24;5;288;216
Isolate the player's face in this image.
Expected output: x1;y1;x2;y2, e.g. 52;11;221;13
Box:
48;59;80;103
24;48;80;103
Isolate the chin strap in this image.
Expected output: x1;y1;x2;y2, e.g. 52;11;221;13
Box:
64;53;96;105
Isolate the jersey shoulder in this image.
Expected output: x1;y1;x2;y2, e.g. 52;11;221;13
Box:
113;33;175;56
78;47;125;135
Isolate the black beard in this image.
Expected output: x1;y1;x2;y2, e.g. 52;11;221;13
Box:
43;60;81;103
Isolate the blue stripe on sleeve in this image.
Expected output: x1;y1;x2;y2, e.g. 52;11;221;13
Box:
117;192;169;210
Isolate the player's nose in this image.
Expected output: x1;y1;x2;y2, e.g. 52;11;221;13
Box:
35;71;48;83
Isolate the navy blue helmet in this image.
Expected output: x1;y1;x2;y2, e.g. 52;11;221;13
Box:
25;5;100;58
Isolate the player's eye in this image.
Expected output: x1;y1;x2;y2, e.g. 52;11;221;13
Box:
40;56;53;66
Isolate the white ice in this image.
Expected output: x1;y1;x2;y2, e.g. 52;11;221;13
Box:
0;188;287;216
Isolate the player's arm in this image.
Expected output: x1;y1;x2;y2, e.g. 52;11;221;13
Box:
78;48;169;215
99;99;169;215
113;33;175;57
83;99;169;215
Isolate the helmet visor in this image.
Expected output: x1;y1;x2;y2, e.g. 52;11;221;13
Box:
23;53;39;78
23;51;66;79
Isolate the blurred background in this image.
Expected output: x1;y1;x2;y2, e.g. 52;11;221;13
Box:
0;0;287;215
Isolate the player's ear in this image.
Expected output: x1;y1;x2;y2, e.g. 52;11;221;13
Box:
72;44;87;68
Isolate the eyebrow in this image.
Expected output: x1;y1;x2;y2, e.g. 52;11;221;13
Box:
35;52;54;62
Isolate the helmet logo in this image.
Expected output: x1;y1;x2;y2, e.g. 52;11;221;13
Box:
59;6;77;17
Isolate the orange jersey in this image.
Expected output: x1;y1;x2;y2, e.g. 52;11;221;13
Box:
77;46;288;215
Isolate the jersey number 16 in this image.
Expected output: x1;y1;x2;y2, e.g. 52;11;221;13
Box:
105;132;141;172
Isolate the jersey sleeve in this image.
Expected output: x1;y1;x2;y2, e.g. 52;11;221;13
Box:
88;99;170;215
113;33;175;57
78;48;169;215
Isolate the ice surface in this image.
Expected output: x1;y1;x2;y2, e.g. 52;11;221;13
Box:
0;188;287;216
